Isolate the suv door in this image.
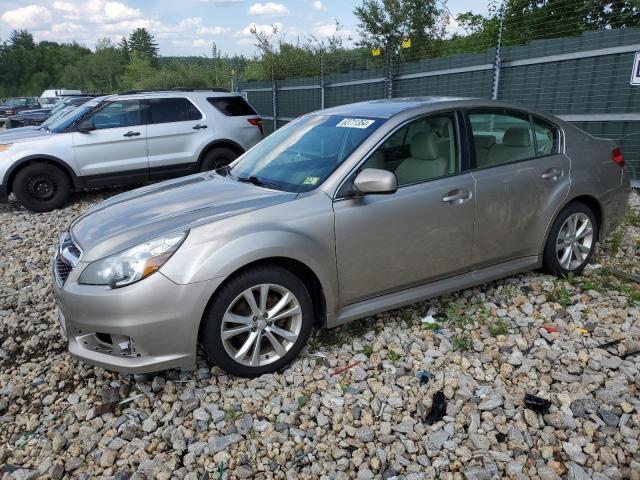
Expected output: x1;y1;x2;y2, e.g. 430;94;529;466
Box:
333;111;476;305
145;97;207;180
467;109;570;268
72;99;148;181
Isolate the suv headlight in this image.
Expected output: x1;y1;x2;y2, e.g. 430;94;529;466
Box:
79;231;188;288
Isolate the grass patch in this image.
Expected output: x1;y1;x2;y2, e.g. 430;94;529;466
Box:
610;230;623;256
386;350;400;362
625;208;640;227
547;282;572;307
488;319;510;336
452;332;472;351
224;409;243;422
362;344;373;358
579;269;640;306
298;394;311;409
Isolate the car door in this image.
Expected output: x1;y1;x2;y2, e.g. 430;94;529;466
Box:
72;99;147;180
467;109;570;268
145;96;208;180
333;111;476;306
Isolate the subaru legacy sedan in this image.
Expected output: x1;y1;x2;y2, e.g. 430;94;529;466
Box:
52;98;630;377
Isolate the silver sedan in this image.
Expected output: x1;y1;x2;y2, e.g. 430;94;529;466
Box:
52;97;630;377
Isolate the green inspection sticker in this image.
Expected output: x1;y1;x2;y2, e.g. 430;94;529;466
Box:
303;176;320;185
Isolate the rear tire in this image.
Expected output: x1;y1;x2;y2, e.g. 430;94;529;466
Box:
542;202;598;277
13;163;71;212
200;147;238;172
201;266;313;377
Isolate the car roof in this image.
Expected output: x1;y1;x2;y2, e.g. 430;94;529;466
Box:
112;90;239;101
312;96;559;121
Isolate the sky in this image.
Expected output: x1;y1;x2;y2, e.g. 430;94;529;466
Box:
0;0;488;56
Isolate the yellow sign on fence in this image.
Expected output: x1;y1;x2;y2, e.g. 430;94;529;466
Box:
371;47;381;56
402;39;411;49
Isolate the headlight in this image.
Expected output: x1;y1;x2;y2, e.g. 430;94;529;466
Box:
0;144;12;153
5;110;14;115
79;231;188;288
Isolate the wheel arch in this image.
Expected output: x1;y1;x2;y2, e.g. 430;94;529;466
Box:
4;155;79;195
197;256;329;344
197;139;245;167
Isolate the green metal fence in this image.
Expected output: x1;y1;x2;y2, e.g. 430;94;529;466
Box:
240;28;640;182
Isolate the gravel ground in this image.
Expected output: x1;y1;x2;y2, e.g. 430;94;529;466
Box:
1;190;639;480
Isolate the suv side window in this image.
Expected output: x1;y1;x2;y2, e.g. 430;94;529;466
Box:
533;117;558;156
361;112;458;186
207;97;257;116
90;100;142;130
148;97;202;124
469;111;535;168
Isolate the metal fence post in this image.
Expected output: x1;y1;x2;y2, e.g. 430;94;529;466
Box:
386;53;394;99
491;0;505;100
320;53;325;109
272;65;277;131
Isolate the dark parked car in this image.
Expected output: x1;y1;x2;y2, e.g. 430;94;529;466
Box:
0;97;40;126
6;96;94;129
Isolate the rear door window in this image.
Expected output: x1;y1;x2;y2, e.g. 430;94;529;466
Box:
148;98;190;124
533;117;558;156
208;97;257;116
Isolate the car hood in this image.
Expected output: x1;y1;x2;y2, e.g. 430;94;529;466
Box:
14;108;51;116
70;173;297;261
0;129;51;142
0;126;40;137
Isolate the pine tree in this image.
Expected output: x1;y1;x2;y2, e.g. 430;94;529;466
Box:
128;28;159;66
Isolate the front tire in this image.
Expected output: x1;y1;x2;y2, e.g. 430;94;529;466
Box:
201;266;313;377
13;163;71;212
200;147;238;172
542;202;597;276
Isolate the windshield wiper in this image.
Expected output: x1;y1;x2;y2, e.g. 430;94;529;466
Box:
236;175;281;190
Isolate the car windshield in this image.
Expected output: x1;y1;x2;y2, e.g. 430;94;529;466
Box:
4;98;27;107
49;102;101;133
40;98;59;107
229;115;383;192
42;106;75;127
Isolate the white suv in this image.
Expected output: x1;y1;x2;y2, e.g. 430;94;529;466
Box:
0;89;263;211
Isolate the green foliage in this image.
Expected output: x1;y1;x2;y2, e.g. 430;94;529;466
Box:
298;394;311;408
610;230;623;255
362;344;374;357
488;319;510;336
624;208;640;227
547;282;572;307
386;350;400;362
452;332;472;351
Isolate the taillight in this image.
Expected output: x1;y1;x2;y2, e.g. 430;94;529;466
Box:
248;118;263;137
612;147;624;168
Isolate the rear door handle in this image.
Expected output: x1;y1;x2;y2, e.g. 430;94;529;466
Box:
442;189;472;204
123;131;140;137
193;124;208;130
541;168;563;180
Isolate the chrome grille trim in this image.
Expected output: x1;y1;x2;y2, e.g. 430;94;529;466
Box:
54;233;82;286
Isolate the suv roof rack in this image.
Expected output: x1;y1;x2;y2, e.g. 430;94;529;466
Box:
118;88;230;95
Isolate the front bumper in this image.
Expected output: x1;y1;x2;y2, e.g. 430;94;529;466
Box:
53;261;225;374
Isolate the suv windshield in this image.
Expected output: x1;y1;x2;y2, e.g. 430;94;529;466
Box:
4;98;27;107
48;101;102;133
229;115;383;192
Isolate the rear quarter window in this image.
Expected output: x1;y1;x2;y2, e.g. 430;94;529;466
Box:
207;97;257;116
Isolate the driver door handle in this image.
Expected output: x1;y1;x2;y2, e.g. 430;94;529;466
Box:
193;124;208;130
442;189;472;204
123;131;140;137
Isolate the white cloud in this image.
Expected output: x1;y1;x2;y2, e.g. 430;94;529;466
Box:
199;0;244;3
236;22;283;37
312;21;353;39
192;39;208;47
248;2;289;16
445;15;465;37
311;0;325;11
51;22;86;34
101;2;142;21
197;26;231;35
1;5;52;29
52;1;75;12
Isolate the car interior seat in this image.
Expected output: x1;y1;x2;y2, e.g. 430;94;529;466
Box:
486;127;535;166
394;132;449;185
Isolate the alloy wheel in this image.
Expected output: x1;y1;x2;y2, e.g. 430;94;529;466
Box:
556;212;594;271
220;283;302;367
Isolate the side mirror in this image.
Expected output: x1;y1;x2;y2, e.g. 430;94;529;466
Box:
353;168;397;195
76;119;95;133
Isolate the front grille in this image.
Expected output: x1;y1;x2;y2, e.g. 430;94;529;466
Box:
54;233;81;286
55;256;73;284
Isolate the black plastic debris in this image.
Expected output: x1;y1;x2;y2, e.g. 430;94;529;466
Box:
524;393;551;413
495;432;507;443
416;370;435;384
424;390;447;425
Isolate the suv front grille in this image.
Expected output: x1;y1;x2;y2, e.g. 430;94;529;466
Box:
54;233;81;286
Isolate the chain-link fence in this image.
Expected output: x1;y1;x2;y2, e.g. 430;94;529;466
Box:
238;0;640;182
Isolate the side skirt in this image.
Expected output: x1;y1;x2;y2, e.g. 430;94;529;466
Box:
329;256;542;328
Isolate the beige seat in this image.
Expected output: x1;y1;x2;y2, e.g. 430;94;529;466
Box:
486;127;535;166
394;132;449;185
474;135;496;167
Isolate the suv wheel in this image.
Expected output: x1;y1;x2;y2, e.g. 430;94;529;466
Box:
200;147;238;172
542;202;597;276
13;163;71;212
202;266;313;377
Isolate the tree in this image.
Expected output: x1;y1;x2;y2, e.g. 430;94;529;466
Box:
118;36;130;63
128;28;159;65
353;0;447;58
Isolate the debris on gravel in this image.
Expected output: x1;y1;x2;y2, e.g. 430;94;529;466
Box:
1;191;639;479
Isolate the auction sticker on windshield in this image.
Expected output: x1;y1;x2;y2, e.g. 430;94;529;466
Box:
336;118;376;129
